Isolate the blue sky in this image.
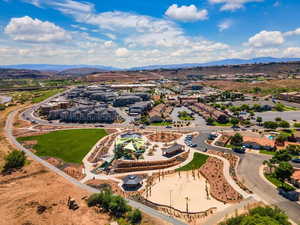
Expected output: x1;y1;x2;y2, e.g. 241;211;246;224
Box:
0;0;300;68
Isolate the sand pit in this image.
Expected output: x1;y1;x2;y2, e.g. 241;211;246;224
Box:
146;172;228;212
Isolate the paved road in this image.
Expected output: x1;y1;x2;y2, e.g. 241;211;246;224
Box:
192;133;300;224
5;109;186;225
238;153;300;224
0;95;12;104
255;111;300;122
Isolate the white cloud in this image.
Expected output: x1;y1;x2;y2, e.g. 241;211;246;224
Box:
247;30;284;48
218;19;233;31
284;28;300;37
283;47;300;57
104;40;114;47
115;48;129;57
165;4;208;22
4;16;71;42
209;0;263;11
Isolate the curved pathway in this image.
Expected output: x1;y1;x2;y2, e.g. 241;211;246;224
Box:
193;132;300;224
4;109;186;225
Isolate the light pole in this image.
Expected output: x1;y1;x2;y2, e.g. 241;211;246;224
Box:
169;190;172;208
185;196;189;214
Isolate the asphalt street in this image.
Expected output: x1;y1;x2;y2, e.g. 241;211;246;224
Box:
192;133;300;224
12;90;300;224
5;109;187;225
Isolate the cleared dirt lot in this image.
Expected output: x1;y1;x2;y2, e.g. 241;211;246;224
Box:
0;161;111;225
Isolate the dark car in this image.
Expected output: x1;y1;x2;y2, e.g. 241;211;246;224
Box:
292;158;300;163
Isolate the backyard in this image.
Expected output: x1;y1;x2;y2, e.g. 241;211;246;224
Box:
17;129;108;163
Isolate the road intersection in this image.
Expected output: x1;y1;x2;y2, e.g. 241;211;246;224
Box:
5;90;300;224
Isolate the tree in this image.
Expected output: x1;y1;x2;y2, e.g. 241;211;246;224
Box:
3;150;26;172
278;120;290;128
252;104;262;112
275;135;287;146
230;133;243;147
219;206;291;225
275;162;293;181
263;121;278;129
109;195;130;217
256;117;262;125
275;117;282;122
128;209;142;224
230;118;239;127
206;117;215;125
274;103;284;112
271;150;292;163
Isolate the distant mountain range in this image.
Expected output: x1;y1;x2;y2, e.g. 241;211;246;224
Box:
129;57;300;70
1;57;300;72
0;64;119;71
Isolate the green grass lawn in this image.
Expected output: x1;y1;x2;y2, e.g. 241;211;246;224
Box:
150;121;172;126
17;129;107;163
259;150;276;155
212;121;233;127
178;115;194;121
176;152;209;171
31;88;64;103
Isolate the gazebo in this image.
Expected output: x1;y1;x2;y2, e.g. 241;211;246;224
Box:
122;175;143;190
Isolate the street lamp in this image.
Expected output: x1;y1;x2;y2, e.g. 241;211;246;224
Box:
169;190;172;208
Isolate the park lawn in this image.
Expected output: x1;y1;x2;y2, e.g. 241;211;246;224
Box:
17;129;107;163
150;121;172;126
176;152;208;171
259;150;276;155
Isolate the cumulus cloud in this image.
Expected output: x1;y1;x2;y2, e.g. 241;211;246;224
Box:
209;0;263;11
115;48;129;57
284;28;300;37
4;16;71;42
165;4;208;22
218;19;233;31
247;30;284;48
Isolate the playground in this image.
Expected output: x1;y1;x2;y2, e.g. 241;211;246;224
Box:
145;171;228;212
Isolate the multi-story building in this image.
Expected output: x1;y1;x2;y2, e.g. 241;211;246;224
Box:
277;92;300;103
48;106;117;123
129;101;152;116
113;95;142;107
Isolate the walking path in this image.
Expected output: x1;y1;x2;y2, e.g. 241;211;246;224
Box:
4;109;187;225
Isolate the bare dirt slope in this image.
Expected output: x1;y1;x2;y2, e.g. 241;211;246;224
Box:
0;161;111;225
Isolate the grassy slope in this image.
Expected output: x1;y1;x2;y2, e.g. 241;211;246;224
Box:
176;152;209;171
18;129;107;163
31;89;64;103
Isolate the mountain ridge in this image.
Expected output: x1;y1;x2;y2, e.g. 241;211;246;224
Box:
1;57;300;71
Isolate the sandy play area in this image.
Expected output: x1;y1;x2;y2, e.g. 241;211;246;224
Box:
145;172;229;212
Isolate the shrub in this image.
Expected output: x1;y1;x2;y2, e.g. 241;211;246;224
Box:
278;120;290;128
127;209;142;224
293;123;300;128
3;150;26;172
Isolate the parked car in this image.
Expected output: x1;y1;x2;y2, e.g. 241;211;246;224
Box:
292;158;300;163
